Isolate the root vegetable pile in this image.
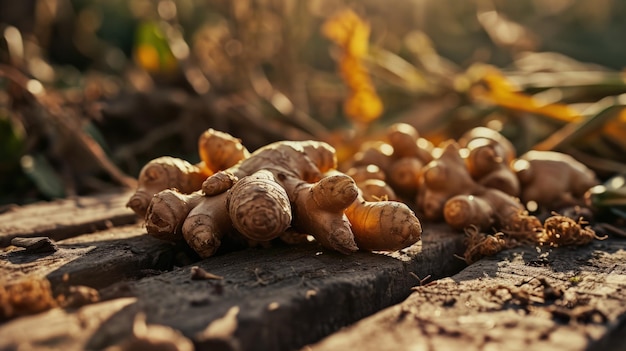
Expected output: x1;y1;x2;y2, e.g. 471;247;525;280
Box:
338;123;605;263
129;129;422;258
129;124;604;263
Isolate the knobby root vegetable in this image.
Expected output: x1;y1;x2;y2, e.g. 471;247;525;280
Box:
357;179;397;202
226;170;292;241
344;165;396;201
349;141;394;170
145;190;203;241
198;128;250;174
458;126;516;163
185;140;362;256
461;128;520;196
444;188;542;233
128;129;250;217
387;157;423;196
345;164;386;184
143;139;422;257
127;157;207;217
283;172;360;254
182;192;233;258
514;150;599;210
341;123;434;200
345;188;421;251
386;123;434;164
417;141;476;221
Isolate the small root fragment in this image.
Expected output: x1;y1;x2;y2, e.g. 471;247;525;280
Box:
463;226;516;265
0;279;58;320
191;266;224;281
537;214;606;247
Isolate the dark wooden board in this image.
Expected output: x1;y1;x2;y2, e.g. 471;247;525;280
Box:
1;224;176;290
0;223;467;351
0;191;137;247
306;238;626;351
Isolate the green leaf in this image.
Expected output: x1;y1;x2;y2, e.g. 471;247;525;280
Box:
133;20;177;73
20;154;65;199
0;114;25;167
587;174;626;219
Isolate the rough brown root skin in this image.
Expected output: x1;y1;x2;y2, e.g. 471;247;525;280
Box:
345;196;422;251
479;188;542;233
232;141;337;183
477;167;520;196
283;175;358;254
127;156;206;217
145;190;204;241
182;193;232;258
388;157;423;196
345;165;386;183
459;126;516;163
226;170;292;242
350;141;394;170
198;128;250;174
387;123;420;158
386;123;434;164
417;142;475;221
443;195;495;231
311;173;359;212
358;179;397;202
202;171;238;196
463;137;520;196
301;141;338;174
514;150;599;209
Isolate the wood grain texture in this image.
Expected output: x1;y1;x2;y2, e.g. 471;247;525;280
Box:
0;224;177;290
0;224;467;351
0;191;137;247
306;238;626;351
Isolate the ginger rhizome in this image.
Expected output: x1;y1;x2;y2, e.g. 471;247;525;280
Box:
130;123;602;264
127;157;207;217
127;129;250;217
343;123;433;201
459;127;520;196
338;123;603;264
141;138;422;258
513;150;599;210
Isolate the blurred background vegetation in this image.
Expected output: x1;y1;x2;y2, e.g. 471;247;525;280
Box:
2;0;626;207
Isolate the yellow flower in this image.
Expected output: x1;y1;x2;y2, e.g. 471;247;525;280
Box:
323;9;384;125
344;89;384;124
473;67;581;123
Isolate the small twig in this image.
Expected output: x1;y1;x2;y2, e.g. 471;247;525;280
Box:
409;272;435;288
190;266;224;281
253;267;269;286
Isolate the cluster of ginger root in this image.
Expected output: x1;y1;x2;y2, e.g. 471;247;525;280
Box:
128;124;604;262
128;129;422;258
340;123;605;263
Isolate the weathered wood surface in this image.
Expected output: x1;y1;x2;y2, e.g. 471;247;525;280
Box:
0;191;137;247
1;224;176;290
0;194;467;351
306;237;626;351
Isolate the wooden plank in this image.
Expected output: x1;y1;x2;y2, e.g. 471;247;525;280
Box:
0;191;137;247
0;224;176;290
306;237;626;351
0;298;138;351
0;224;467;351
